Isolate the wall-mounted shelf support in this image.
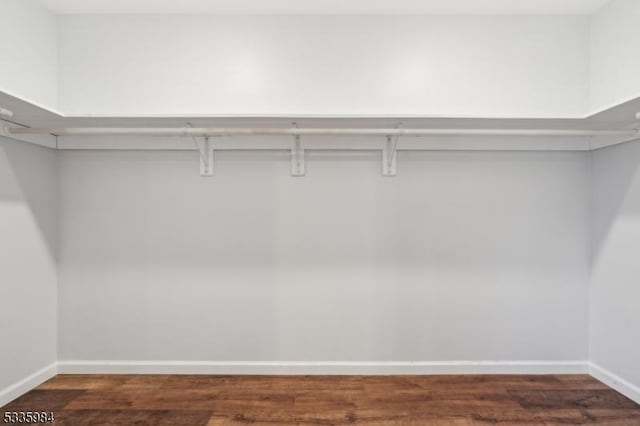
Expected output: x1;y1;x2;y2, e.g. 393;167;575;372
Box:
198;136;214;176
291;134;306;177
1;120;57;148
0;107;13;118
382;123;402;177
383;135;398;177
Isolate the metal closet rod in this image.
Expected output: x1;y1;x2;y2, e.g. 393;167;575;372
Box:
9;127;638;137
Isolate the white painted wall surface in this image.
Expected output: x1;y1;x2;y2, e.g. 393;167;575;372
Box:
57;15;589;117
39;0;614;15
0;137;57;396
591;140;640;393
0;0;58;109
589;0;640;113
58;149;590;362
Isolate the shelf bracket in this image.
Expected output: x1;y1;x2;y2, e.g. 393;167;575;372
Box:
291;134;306;177
199;136;214;176
383;135;398;177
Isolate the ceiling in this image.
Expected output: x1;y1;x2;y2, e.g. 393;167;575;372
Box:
40;0;612;15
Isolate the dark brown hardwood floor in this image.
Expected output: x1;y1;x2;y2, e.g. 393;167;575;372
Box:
2;374;639;425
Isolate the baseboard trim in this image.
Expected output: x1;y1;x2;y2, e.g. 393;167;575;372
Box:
0;360;592;407
8;362;639;410
0;363;58;407
590;362;640;404
57;360;589;376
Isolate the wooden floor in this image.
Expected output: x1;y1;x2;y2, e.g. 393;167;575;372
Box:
2;375;639;425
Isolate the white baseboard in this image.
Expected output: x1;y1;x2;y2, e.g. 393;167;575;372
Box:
0;363;58;407
57;360;589;376
590;362;640;404
8;361;639;412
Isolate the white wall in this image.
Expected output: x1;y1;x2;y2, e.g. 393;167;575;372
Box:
57;15;589;117
589;0;640;113
0;0;58;109
8;4;640;118
0;137;57;400
58;149;590;363
591;140;640;394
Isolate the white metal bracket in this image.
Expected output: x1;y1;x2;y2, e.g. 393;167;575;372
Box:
0;123;12;139
198;136;215;176
0;107;14;119
291;134;306;177
383;135;398;177
0;120;57;148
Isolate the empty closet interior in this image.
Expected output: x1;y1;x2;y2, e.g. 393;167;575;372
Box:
1;0;640;420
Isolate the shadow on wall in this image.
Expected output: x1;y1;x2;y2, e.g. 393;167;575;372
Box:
589;139;640;395
591;140;640;263
0;137;57;261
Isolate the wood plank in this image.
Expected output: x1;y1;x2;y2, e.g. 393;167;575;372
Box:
509;389;639;410
2;390;85;411
53;409;211;426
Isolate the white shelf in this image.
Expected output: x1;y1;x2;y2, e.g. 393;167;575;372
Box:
1;90;639;153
